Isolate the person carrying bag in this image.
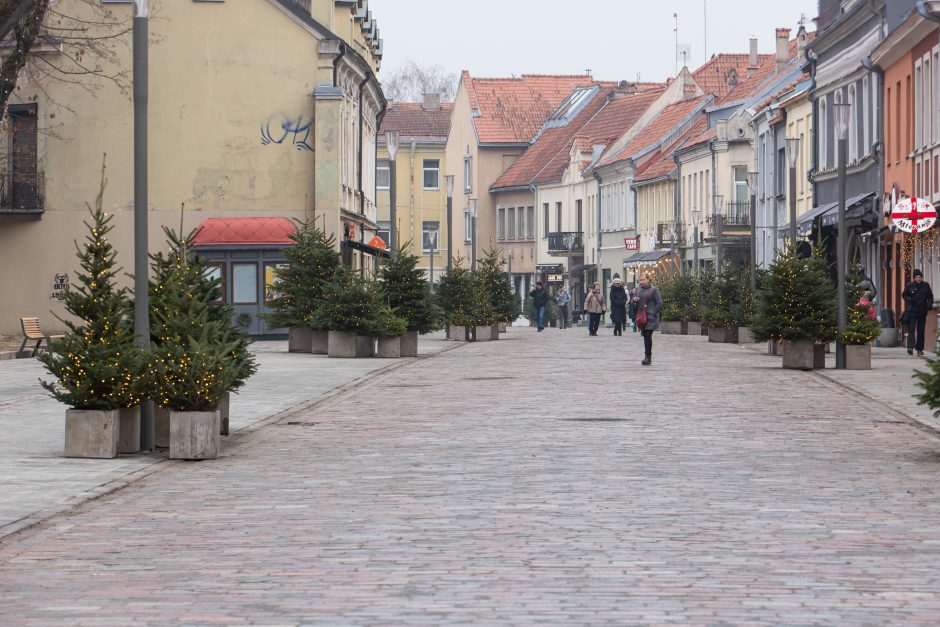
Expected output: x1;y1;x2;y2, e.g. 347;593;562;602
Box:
633;272;663;365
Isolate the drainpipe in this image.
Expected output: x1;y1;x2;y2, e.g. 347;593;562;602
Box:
357;71;372;216
709;138;718;267
593;172;603;284
332;42;346;88
862;53;885;300
805;45;818;211
673;152;683;276
530;183;538;285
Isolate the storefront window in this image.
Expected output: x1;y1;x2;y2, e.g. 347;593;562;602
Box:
232;263;258;304
264;263;289;304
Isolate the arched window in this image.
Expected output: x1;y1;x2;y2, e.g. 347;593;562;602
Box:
833;90;843;166
848;84;858;162
862;75;870;156
819;96;829;169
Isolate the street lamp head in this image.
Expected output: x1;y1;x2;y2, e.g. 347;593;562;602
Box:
385;129;399;160
833;103;852;141
469;198;477;217
785;137;801;167
746;171;758;193
445;175;454;198
133;0;149;16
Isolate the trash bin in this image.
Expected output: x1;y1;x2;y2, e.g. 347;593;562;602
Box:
877;308;899;347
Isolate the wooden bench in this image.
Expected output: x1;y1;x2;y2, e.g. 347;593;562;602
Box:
19;317;64;356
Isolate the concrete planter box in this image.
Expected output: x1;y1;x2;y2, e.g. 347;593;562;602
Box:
169;410;221;460
782;340;816;370
687;321;702;335
218;391;231;436
877;328;900;348
447;325;467;341
376;336;402;358
660;320;685;335
288;327;313;353
498;322;508;333
708;327;739;343
400;330;419;357
118;406;140;454
155;404;171;448
813;343;826;369
845;344;872;370
65;408;120;458
328;331;373;358
737;327;755;343
475;325;497;342
768;340;780;356
310;329;328;355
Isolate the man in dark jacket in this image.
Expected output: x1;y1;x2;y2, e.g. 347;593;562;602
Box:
530;282;549;332
903;268;934;356
609;278;628;336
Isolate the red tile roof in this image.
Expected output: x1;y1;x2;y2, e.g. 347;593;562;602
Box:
693;53;773;100
192;217;297;246
463;72;599;144
599;96;709;169
636;117;708;183
379;101;453;142
490;86;664;190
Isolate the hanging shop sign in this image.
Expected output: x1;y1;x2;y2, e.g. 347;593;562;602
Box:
892;197;936;234
624;237;639;251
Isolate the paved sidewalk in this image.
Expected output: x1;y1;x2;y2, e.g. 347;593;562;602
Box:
2;327;940;624
0;333;453;538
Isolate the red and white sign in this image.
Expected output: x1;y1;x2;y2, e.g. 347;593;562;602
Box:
624;237;639;251
892;197;937;234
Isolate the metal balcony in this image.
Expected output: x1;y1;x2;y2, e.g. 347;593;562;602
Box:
0;169;43;219
656;222;685;247
547;231;584;255
706;202;751;236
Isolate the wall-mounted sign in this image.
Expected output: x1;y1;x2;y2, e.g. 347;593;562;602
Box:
51;273;70;301
547;274;563;282
892;197;936;234
624;237;639;251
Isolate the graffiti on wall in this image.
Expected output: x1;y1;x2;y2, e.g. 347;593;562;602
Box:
261;114;313;152
50;273;70;301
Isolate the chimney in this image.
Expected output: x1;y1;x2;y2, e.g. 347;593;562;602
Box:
749;37;759;69
797;25;809;53
617;80;637;94
776;28;791;73
422;93;441;111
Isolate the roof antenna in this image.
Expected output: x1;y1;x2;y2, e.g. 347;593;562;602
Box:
585;68;592;78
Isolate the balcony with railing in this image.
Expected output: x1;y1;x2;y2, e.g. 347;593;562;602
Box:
0;169;43;219
706;201;751;236
656;222;685;247
547;231;584;255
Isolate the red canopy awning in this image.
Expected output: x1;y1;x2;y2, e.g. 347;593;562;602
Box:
191;217;296;246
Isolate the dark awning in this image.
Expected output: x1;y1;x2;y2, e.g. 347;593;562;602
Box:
342;238;391;259
778;201;837;233
623;250;671;266
820;192;877;227
568;263;595;275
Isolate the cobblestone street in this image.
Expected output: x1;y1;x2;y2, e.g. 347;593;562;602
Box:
2;328;940;624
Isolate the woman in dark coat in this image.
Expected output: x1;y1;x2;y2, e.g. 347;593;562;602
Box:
633;272;663;365
609;278;628;336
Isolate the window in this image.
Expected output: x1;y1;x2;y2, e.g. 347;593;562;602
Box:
422;221;440;251
776;148;786;197
576;199;583;233
555;202;562;231
204;264;225;304
376;221;390;246
264;263;289;304
896;81;902;160
526;206;534;239
916;62;924;148
848;83;858;162
464;156;472;192
819;96;828;168
422;159;440;189
833;90;843;165
497;207;506;240
7;104;39;212
376;159;390;189
733;166;748;204
862;75;870;156
232;263;258;305
508;207;516;239
543;203;549;238
464;210;472;243
517;207;525;241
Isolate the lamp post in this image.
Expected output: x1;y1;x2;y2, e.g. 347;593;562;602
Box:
786;137;801;247
469;198;478;271
747;171;758;294
133;0;153;451
428;229;437;292
385;130;399;257
691;206;701;276
713;194;724;269
834;102;852;370
445;175;454;271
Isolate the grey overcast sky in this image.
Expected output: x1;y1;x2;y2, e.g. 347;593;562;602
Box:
369;0;819;83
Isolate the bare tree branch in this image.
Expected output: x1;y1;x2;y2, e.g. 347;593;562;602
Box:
381;60;457;103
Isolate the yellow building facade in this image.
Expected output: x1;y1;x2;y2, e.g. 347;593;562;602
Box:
0;0;385;335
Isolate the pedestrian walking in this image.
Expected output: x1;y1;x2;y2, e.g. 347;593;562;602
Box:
556;285;571;330
609;277;628;336
633;272;662;365
530;282;549;332
902;269;934;356
583;282;606;336
628;286;638;332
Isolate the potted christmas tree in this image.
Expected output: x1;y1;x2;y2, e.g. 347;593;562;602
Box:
703;266;740;344
40;170;146;459
478;248;519;336
751;247;837;370
437;259;475;341
263;222;340;354
313;270;377;358
378;245;442;357
371;304;409;358
736;270;758;343
841;268;882;370
656;273;684;335
149;228;257;458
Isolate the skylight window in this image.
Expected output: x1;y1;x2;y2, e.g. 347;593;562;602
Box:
547;87;598;124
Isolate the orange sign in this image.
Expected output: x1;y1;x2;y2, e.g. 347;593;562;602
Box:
368;235;388;250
